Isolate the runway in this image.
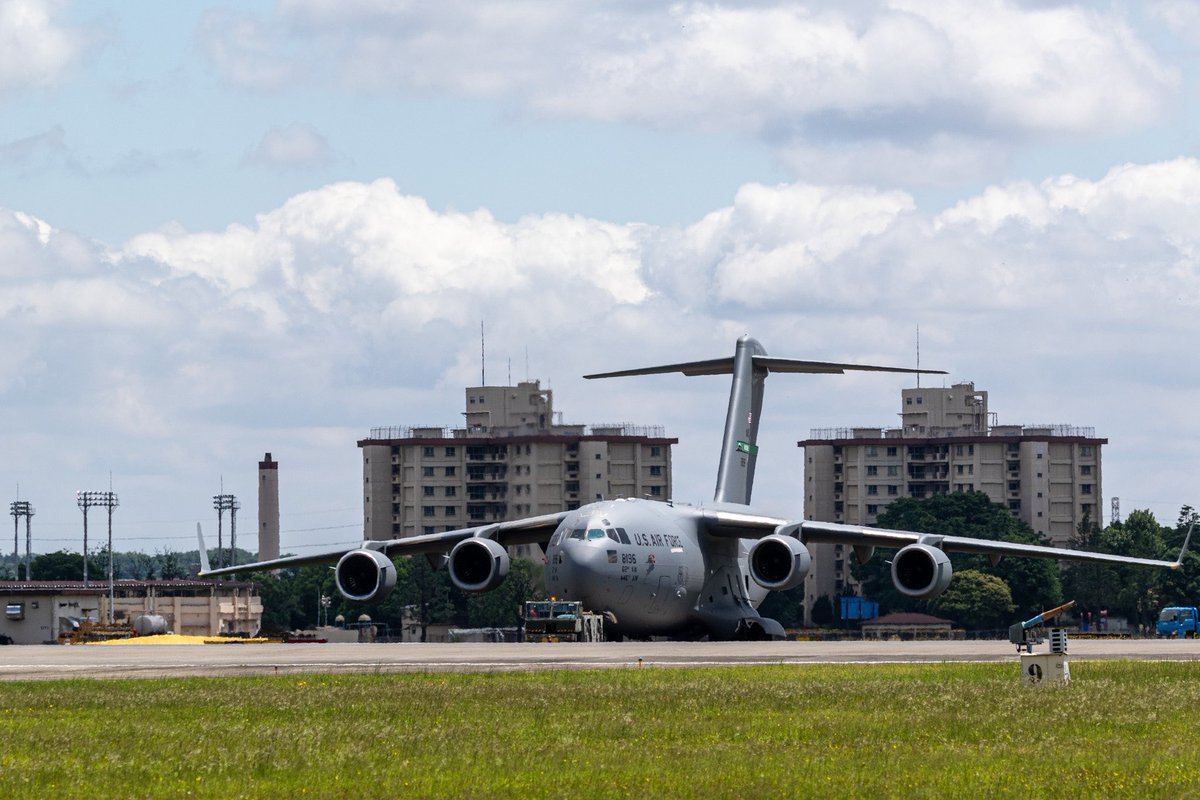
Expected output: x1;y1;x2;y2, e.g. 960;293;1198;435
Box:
2;638;1199;681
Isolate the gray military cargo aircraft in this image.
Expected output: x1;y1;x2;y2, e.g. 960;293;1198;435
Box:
201;335;1190;640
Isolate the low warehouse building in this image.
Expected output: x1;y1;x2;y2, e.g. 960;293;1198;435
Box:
0;580;262;644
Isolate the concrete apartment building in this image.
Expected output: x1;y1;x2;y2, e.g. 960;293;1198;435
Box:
359;380;676;545
798;382;1105;620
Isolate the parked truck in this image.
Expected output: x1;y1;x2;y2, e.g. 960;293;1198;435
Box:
1156;606;1199;638
522;600;604;643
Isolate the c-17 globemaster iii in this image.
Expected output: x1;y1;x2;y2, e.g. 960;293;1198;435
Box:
201;335;1190;640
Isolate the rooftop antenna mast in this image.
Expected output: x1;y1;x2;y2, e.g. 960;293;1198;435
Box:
480;320;486;386
916;324;921;388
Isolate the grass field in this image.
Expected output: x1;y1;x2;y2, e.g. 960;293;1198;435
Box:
2;661;1198;798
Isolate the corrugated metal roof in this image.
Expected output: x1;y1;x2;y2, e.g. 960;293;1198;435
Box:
864;612;953;626
0;578;254;593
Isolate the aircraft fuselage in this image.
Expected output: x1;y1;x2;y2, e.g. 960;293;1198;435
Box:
544;498;767;639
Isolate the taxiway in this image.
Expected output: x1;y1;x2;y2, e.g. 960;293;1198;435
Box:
2;638;1198;681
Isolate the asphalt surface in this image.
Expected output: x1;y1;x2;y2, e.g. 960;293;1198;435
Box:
1;638;1199;681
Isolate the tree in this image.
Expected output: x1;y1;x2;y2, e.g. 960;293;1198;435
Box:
30;550;103;581
466;559;544;628
854;492;1061;619
398;555;456;642
929;569;1014;630
1061;511;1118;618
757;585;805;628
1155;507;1200;609
810;594;835;627
1103;509;1167;627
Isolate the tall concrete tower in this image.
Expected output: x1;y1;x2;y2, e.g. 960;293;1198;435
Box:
258;453;280;561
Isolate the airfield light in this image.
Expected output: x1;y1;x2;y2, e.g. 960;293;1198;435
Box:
77;490;119;621
9;501;34;580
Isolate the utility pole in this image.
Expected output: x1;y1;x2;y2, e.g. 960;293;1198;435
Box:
213;494;239;570
77;491;118;620
10;501;34;580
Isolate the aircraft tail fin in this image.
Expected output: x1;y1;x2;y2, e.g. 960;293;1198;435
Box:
585;334;945;507
196;523;212;575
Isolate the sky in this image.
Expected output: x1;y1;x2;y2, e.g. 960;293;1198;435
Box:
3;0;1200;558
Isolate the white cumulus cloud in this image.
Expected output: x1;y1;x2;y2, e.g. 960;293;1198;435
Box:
0;0;82;92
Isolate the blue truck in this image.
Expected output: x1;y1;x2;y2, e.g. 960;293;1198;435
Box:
1156;606;1199;638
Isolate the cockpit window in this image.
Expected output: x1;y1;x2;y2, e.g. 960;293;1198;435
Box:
587;528;607;540
605;528;619;542
615;528;631;545
569;528;587;540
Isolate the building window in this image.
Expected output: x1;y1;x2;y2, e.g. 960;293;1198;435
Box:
595;453;602;460
445;447;456;457
1082;484;1093;494
867;485;878;495
445;506;456;516
1081;446;1092;457
423;447;434;457
887;465;898;477
1081;465;1092;476
423;526;434;534
422;506;436;516
887;486;898;496
650;446;661;457
422;466;434;477
445;486;457;497
916;397;923;404
887;447;897;457
649;486;662;496
866;504;878;515
423;486;435;497
650;465;662;476
445;466;456;477
866;465;877;476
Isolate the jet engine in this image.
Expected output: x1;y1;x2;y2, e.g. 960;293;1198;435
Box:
748;535;812;591
891;543;952;599
335;549;398;603
448;537;510;592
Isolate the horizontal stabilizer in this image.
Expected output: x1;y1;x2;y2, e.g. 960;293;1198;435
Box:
585;355;946;380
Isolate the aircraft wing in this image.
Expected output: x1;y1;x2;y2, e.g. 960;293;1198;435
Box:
198;511;569;579
698;509;1190;570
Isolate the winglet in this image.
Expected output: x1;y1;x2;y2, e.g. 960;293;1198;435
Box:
197;523;212;575
1174;523;1194;569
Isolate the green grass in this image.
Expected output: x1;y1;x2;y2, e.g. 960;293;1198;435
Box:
1;661;1198;798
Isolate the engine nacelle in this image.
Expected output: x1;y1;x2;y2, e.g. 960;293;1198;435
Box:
891;543;953;599
448;537;510;592
335;549;398;603
748;535;812;591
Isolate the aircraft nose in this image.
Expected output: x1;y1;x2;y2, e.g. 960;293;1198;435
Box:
556;540;607;596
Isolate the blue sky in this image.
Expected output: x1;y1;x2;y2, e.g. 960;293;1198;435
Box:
3;0;1200;556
